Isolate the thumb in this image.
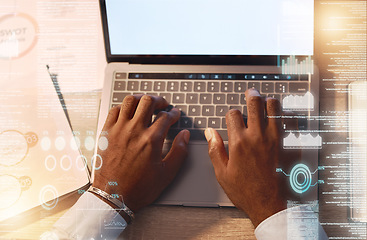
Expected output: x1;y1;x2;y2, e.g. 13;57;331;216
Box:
162;129;190;184
204;128;229;177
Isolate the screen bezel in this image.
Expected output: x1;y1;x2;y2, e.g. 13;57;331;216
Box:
100;0;312;65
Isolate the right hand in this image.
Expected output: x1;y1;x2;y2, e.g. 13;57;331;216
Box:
204;89;290;227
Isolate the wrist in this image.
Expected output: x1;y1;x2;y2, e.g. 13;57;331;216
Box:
248;199;286;227
88;186;135;224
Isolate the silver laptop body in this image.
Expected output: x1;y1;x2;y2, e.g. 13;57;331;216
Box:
97;0;318;207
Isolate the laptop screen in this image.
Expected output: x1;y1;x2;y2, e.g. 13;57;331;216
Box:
102;0;314;63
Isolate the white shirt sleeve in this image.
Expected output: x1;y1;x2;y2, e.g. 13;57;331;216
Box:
255;205;328;240
40;192;127;240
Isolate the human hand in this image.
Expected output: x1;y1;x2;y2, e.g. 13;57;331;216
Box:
92;95;190;214
205;89;290;227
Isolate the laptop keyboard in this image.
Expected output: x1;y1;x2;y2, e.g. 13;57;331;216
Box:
111;73;309;141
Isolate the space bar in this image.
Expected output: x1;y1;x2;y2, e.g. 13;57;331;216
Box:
167;129;228;141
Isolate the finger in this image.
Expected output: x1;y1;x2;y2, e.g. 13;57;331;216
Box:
151;108;180;139
226;109;246;143
133;95;169;127
161;130;190;184
205;128;229;178
266;97;282;135
103;105;121;130
119;95;142;121
245;88;265;131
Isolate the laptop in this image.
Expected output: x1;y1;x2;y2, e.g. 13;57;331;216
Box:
97;0;319;207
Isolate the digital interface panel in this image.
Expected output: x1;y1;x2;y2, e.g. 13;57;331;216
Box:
0;0;366;239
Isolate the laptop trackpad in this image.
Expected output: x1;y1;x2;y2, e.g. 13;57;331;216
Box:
156;142;233;207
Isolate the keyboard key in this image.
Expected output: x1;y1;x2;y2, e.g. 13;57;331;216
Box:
180;82;193;92
167;81;179;91
180;117;193;128
267;94;281;101
200;94;212;104
275;82;288;93
194;118;207;128
198;74;210;79
210;74;222;80
175;105;187;116
115;72;127;79
248;82;260;90
221;118;227;129
224;74;236;80
154;81;166;91
185;74;196;79
230;106;242;112
216;106;228;116
111;104;119;108
114;81;126;91
261;82;274;93
289;82;309;93
186;93;199;104
208;118;221;128
141;81;152;91
234;82;247;92
172;93;185;103
159;93;172;103
221;82;233;92
208;82;220;92
227;94;239;104
189;105;201;116
112;92;129;102
127;81;139;91
213;94;225;104
202;106;215;116
240;94;246;104
194;82;206;92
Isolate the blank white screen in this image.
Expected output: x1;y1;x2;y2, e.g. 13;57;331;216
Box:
106;0;313;55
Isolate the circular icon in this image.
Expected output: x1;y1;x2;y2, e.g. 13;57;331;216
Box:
289;163;312;194
39;185;58;210
0;175;22;209
41;137;51;151
76;155;87;171
0;13;38;59
45;155;57;171
0;130;28;166
24;132;38;148
70;136;80;151
84;136;95;151
98;136;108;151
60;155;72;171
91;154;103;170
55;136;66;151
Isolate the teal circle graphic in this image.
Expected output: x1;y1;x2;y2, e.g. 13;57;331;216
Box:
289;164;311;194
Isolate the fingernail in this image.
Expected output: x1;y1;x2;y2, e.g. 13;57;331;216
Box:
182;130;190;145
204;128;213;142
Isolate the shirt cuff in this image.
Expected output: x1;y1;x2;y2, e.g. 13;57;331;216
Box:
255;205;328;240
52;192;127;240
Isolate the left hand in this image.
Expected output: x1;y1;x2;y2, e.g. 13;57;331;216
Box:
92;95;190;213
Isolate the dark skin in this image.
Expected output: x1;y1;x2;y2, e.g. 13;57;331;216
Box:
205;88;289;227
92;89;289;227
